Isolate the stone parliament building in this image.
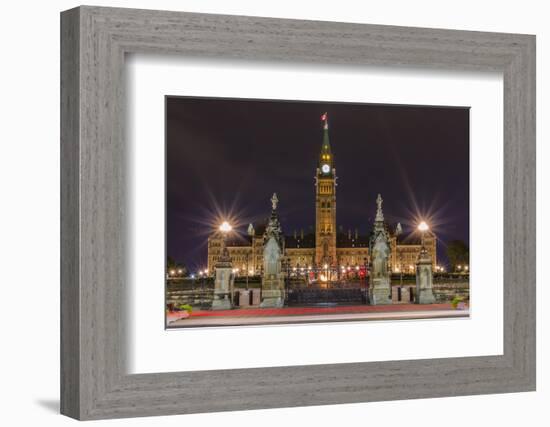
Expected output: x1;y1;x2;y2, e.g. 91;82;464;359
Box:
206;116;437;278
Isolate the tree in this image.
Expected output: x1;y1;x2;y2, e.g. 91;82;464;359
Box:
446;240;469;272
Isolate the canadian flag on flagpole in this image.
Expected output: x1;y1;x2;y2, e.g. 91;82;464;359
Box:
321;112;327;121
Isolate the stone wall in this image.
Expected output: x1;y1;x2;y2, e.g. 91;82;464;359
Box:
167;278;469;308
391;280;469;304
432;281;470;302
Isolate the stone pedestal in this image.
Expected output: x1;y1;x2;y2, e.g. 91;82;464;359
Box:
251;289;262;306
415;249;436;304
260;193;285;308
238;290;250;307
212;262;234;310
368;194;392;305
260;274;285;308
402;286;411;303
369;277;392;305
392;286;411;304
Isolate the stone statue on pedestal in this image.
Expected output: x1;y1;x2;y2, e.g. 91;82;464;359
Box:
415;247;436;304
211;238;234;310
369;194;392;305
260;193;285;308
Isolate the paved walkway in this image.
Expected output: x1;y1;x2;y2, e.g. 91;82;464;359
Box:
168;303;469;327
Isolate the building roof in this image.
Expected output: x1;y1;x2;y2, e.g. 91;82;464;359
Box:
336;232;370;248
224;234;253;247
216;222;433;248
285;233;315;249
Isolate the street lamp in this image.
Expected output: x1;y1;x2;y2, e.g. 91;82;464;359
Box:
417;220;429;248
417;221;430;271
218;220;233;275
219;221;232;233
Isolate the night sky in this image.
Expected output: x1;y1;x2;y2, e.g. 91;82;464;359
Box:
166;97;469;272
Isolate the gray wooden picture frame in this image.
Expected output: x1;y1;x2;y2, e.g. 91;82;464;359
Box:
60;5;536;420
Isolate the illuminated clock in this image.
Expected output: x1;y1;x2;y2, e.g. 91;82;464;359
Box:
321;164;331;174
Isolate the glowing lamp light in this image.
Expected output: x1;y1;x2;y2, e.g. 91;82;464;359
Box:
323;264;328;269
219;221;232;233
417;221;429;232
190;274;195;279
169;270;175;276
320;274;327;282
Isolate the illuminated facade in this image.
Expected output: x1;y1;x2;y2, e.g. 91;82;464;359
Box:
206;115;437;276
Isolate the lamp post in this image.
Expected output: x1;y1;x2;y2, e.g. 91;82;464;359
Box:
211;220;234;310
245;253;249;291
418;220;429;249
219;220;232;237
415;220;436;304
394;222;403;287
284;258;291;305
363;257;368;304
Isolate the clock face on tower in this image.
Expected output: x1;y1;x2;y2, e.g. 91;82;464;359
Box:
321;164;331;174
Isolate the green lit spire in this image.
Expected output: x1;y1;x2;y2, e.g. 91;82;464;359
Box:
321;112;331;154
319;112;333;172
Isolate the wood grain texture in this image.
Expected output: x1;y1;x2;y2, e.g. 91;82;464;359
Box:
60;7;80;419
60;6;536;420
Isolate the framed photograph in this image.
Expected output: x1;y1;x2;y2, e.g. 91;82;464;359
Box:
61;6;535;420
164;97;470;328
